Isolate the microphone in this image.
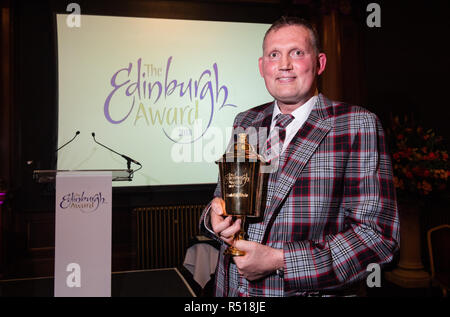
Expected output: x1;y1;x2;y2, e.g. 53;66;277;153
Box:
55;131;80;153
91;132;142;169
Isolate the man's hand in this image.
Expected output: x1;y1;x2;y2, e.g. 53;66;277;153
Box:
210;197;241;245
210;197;284;281
232;240;284;281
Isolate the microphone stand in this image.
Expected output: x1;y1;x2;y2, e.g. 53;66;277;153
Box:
91;133;141;172
56;131;80;153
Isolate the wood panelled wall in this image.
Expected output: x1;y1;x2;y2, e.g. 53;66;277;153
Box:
1;0;13;279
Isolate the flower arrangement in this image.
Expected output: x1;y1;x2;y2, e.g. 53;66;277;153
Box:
387;115;449;201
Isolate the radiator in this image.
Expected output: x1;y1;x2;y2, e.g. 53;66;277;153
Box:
134;204;205;269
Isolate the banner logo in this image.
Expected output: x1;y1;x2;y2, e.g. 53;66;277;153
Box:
59;192;107;213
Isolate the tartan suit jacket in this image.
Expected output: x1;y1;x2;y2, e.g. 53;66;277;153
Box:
200;94;400;297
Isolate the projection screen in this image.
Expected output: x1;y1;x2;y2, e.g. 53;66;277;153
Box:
56;14;272;186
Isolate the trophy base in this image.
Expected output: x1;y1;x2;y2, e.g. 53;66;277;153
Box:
224;246;246;256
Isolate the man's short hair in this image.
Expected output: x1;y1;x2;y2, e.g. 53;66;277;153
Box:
263;16;322;54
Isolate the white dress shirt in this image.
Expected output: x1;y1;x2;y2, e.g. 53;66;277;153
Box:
270;94;318;153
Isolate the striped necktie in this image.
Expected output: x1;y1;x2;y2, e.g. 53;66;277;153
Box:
265;113;295;162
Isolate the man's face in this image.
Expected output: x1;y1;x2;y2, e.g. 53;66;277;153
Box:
259;25;326;110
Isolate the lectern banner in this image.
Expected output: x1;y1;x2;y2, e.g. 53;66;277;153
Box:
54;171;112;297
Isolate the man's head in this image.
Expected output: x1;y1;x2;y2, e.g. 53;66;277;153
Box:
259;16;326;112
262;16;321;54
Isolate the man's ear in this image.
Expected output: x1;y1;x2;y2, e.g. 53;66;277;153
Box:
317;52;327;75
258;57;264;77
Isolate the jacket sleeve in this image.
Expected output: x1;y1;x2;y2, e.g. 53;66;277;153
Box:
198;182;225;245
283;112;400;291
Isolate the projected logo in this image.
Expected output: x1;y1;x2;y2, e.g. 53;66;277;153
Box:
59;192;107;213
103;57;236;144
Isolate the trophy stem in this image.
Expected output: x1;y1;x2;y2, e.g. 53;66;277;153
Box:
224;216;246;256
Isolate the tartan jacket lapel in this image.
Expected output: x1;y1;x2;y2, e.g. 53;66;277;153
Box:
250;102;274;131
260;94;334;242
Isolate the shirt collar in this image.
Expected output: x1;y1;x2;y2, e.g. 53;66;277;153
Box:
272;92;318;123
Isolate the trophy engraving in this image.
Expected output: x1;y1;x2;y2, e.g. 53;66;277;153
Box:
216;133;265;256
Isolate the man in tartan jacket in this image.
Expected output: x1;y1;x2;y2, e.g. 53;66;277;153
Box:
200;16;399;296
